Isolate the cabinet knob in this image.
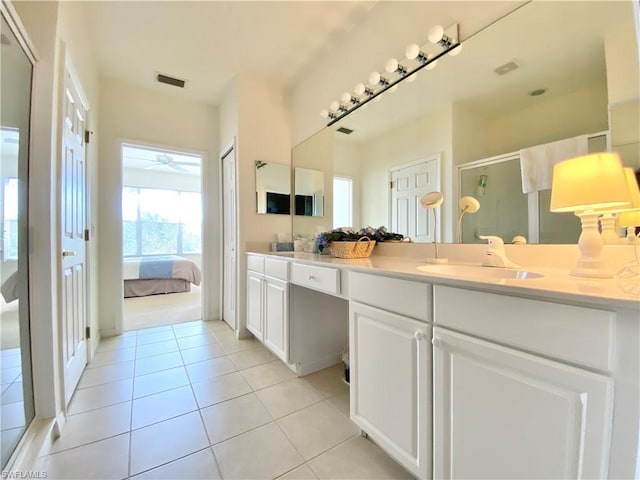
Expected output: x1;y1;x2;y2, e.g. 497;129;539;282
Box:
432;337;442;348
414;331;425;342
307;274;315;280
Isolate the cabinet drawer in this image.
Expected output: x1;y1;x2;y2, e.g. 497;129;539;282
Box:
433;285;616;371
350;272;431;322
290;263;340;295
265;258;288;280
247;255;264;273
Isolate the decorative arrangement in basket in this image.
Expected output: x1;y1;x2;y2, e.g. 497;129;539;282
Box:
317;226;405;259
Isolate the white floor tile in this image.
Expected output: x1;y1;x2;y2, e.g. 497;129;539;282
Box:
1;427;23;467
173;324;208;338
1;367;21;385
34;433;129;480
192;372;252;408
301;364;349;399
135;351;184;376
307;436;413;479
228;346;277;370
185;356;237;383
67;378;133;415
215;330;261;354
327;392;350;418
1;381;23;405
200;393;272;444
132;385;197;429
47;402;131;454
256;378;324;418
96;335;137;353
136;325;173;336
133;366;189;398
135;340;179;359
180;343;227;365
136;330;176;346
88;346;135;369
277;463;318;480
132;448;221;479
172;320;205;330
213;422;303;480
0;354;22;369
240;360;296;391
129;412;209;475
204;320;232;332
77;361;135;389
177;333;219;350
1;401;25;429
277;401;358;460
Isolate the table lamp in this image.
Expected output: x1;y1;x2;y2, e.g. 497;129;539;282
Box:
420;191;447;264
550;152;631;277
598;167;640;243
618;210;640;243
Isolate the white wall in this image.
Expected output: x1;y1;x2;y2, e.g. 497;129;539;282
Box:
98;78;219;335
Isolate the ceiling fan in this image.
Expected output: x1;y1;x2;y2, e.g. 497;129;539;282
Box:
144;153;200;173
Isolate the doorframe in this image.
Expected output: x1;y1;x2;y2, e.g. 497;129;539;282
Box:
219;140;238;330
115;138;207;333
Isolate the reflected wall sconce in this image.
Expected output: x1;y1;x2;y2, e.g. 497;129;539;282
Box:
550;152;631;277
456;196;480;243
320;24;460;126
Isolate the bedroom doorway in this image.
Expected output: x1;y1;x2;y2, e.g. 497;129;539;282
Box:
121;143;203;331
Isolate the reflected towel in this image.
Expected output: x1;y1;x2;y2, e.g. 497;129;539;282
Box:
520;135;588;193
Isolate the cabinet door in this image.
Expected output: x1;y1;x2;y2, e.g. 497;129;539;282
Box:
349;301;430;479
246;271;263;339
264;277;289;362
433;327;614;479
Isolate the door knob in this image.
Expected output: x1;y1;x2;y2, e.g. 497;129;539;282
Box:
62;250;76;257
414;331;425;342
307;275;315;280
432;337;442;348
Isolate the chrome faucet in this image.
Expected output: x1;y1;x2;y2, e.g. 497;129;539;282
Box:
478;235;521;268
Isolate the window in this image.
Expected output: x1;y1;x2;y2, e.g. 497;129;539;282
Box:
3;178;18;261
123;186;201;256
333;176;353;229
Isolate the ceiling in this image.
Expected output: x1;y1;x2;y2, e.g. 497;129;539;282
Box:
82;1;378;105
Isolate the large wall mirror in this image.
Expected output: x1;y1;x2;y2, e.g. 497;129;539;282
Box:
293;0;638;244
255;161;291;215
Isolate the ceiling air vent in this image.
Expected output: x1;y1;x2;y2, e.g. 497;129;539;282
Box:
156;73;186;88
493;60;519;76
336;127;354;135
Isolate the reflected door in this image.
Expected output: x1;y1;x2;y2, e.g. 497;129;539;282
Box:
0;7;35;468
222;146;237;330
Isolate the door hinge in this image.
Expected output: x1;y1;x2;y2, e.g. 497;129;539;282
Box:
84;130;92;144
390;181;393;189
85;326;91;339
84;229;90;241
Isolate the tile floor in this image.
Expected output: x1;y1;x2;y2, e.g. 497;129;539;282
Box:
33;320;412;479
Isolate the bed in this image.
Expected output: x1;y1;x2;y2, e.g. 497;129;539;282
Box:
123;255;201;298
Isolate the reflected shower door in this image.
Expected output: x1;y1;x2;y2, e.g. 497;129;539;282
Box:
0;8;35;468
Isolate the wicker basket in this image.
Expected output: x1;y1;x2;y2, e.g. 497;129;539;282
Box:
328;237;376;259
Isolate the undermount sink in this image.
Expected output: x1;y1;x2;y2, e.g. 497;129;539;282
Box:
416;264;544;280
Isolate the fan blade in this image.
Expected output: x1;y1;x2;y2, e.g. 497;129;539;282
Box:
171;164;189;173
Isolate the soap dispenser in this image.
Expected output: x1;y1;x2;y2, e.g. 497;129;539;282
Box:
478;235;521;268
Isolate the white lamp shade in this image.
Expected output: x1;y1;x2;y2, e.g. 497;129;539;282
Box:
341;92;352;103
618;209;640;227
329;101;340;112
619;167;640;211
369;71;381;85
385;58;399;73
428;25;445;44
354;83;366;95
405;43;421;60
550;152;631;212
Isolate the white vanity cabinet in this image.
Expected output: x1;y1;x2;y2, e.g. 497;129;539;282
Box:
349;273;432;479
246;257;289;362
432;285;615;479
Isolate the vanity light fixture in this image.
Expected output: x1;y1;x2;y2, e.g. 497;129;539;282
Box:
320;24;460;126
550;152;632;278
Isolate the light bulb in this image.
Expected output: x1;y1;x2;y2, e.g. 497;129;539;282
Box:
369;71;381;85
329;101;340;112
405;43;420;60
320;109;329;119
341;92;353;103
354;83;365;95
385;58;399;73
428;25;445;44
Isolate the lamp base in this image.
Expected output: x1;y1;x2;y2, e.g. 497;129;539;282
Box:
570;259;614;278
571;211;614;278
425;257;448;264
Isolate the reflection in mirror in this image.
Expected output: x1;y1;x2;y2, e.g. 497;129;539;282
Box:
294;167;324;216
255;161;291;215
297;0;638;244
0;10;35;468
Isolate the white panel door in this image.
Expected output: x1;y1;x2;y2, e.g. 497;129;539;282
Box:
246;271;263;339
433;327;614;479
222;147;237;329
60;69;88;405
349;301;430;479
390;157;439;243
264;277;288;362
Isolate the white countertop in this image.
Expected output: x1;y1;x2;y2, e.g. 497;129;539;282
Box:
248;251;640;310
